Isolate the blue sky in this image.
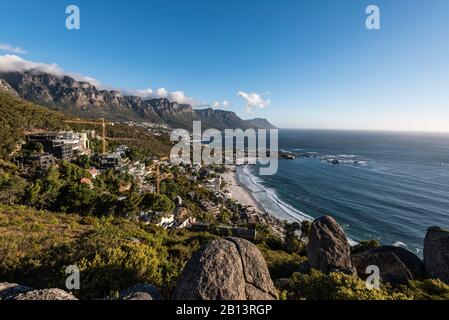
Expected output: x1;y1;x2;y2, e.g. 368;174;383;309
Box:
1;0;449;131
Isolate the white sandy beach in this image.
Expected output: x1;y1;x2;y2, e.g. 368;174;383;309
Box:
221;166;266;214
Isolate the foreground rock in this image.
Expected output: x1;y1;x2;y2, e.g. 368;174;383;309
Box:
0;283;32;300
360;246;423;278
307;216;354;274
12;288;77;300
120;284;162;300
351;249;413;285
424;226;449;283
173;237;277;300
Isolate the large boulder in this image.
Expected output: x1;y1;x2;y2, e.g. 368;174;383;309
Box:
120;284;162;300
307;216;354;274
362;246;424;279
424;226;449;283
351;249;413;285
0;283;32;300
172;237;277;300
12;288;77;300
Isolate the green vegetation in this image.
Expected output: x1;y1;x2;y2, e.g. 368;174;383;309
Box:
351;239;381;254
0;205;216;299
277;269;449;300
0;92;66;158
1;91;449;301
258;243;306;279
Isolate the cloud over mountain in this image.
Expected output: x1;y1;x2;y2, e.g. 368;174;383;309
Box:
212;100;229;109
0;54;101;87
0;54;254;112
237;90;271;113
125;87;197;105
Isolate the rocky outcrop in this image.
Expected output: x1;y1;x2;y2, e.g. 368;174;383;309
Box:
120;284;162;300
424;226;449;283
0;283;32;300
0;70;272;129
358;246;424;279
307;216;354;274
245;118;277;129
11;288;77;300
351;249;413;285
0;78;18;96
172;237;277;300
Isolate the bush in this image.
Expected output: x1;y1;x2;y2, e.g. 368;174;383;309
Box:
397;279;449;300
258;244;306;280
0;207;168;299
351;239;381;254
287;269;410;300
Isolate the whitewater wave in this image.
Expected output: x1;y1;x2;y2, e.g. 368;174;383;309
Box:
239;165;359;245
392;241;408;248
240;166;313;222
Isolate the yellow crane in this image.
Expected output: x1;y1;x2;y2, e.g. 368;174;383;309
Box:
148;163;173;194
63;118;113;154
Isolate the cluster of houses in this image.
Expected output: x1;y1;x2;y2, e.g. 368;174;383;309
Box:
16;130;262;240
123;121;171;136
138;196;196;230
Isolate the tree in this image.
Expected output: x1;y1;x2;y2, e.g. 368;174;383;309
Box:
74;155;91;169
94;193;119;217
218;208;231;225
141;193;175;213
57;182;97;215
118;192;142;218
23;141;44;154
60;161;88;183
299;220;312;242
39;166;63;210
0;173;27;205
24;180;43;207
284;222;302;254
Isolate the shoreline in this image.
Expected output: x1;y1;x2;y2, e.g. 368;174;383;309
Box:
221;165;286;239
221;165;267;214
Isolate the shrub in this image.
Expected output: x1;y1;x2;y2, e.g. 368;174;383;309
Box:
288;269;410;300
351;239;381;254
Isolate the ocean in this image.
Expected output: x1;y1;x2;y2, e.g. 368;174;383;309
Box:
238;129;449;255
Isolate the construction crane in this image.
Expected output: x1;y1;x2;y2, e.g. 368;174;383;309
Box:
63;118;113;154
150;163;173;194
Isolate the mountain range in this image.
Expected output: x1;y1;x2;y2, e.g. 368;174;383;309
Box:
0;70;276;130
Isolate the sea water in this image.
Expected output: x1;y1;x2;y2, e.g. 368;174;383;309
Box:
239;129;449;255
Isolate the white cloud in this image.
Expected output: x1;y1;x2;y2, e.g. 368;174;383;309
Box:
128;87;197;105
0;54;101;87
237;90;271;113
156;88;168;98
0;44;27;55
0;54;222;107
135;88;153;97
211;100;229;109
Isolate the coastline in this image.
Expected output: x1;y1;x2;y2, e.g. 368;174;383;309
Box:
221;165;287;239
221;165;266;214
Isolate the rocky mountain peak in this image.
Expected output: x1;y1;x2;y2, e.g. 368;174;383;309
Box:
0;70;276;130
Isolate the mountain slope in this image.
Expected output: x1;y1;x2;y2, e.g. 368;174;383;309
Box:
0;91;170;158
0;91;67;158
0;71;275;130
245;118;277;129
